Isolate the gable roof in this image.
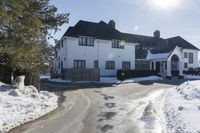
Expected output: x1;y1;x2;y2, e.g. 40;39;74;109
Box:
63;20;138;43
63;20;199;53
166;36;199;50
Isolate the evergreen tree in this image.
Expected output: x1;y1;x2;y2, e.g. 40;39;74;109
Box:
0;0;69;77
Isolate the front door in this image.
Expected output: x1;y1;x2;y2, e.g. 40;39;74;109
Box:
156;62;160;73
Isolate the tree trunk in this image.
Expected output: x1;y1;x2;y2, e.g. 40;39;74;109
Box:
0;65;12;84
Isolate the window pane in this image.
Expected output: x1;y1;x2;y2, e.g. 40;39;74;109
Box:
105;61;115;69
184;52;187;58
122;61;131;70
189;53;193;64
94;60;98;68
74;60;86;69
184;63;188;68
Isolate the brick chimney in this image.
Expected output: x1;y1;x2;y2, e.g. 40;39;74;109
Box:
154;30;160;39
108;20;115;29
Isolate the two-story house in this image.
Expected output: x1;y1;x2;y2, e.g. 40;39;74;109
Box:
55;20;138;77
55;20;199;80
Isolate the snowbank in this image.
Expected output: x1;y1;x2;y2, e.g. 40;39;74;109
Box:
40;75;50;79
184;75;200;80
131;80;200;133
100;77;121;84
121;76;163;83
100;76;163;83
163;81;200;132
47;78;72;83
0;82;58;133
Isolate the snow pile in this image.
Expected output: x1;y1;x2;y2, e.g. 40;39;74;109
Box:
100;76;163;84
100;77;121;84
47;78;72;83
124;90;166;133
131;80;200;133
121;76;163;83
163;81;200;133
0;82;58;133
184;75;200;80
40;75;50;79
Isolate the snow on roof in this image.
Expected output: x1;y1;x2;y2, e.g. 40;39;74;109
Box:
146;50;171;61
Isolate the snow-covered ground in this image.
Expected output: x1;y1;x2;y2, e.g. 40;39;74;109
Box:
100;76;163;83
184;75;200;80
130;80;200;133
40;75;50;79
97;80;200;133
0;82;58;133
47;78;72;83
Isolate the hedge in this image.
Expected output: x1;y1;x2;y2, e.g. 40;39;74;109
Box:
117;70;159;80
183;70;200;75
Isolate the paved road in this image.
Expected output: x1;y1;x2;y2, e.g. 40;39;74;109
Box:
9;80;185;133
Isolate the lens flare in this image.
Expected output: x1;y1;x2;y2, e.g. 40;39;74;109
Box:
151;0;181;10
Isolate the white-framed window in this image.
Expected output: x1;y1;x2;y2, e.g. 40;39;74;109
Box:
79;36;94;46
112;40;124;49
184;63;188;69
61;61;63;72
122;61;131;70
105;61;115;69
94;60;98;68
184;52;187;58
60;40;63;48
58;61;60;69
74;60;86;69
189;53;194;64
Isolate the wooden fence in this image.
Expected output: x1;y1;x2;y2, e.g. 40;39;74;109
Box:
63;68;100;81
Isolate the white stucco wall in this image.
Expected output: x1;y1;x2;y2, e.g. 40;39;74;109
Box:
55;37;137;76
182;49;199;70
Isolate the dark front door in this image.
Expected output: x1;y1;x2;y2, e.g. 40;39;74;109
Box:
156;62;160;72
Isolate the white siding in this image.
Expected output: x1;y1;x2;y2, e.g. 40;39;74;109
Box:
55;37;137;76
182;49;199;70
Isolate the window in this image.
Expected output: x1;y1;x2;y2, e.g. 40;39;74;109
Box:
79;36;94;46
74;60;86;69
61;61;63;72
55;51;57;58
58;61;60;69
184;63;188;69
112;40;124;49
61;40;63;48
105;61;115;69
189;53;194;64
94;60;98;68
122;61;131;70
184;52;187;58
58;43;60;49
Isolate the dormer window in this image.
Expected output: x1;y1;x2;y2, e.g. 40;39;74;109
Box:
79;36;94;46
112;40;124;49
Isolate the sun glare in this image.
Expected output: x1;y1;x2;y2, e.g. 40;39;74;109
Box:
151;0;181;10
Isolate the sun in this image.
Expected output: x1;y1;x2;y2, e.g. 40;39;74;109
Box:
151;0;181;10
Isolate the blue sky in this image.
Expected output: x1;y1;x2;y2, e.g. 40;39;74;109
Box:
49;0;200;48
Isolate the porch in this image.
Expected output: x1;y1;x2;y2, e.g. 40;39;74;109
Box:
147;47;184;79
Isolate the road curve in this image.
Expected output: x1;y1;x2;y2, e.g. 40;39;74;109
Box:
9;90;91;133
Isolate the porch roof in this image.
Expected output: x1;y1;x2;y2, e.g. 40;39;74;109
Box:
146;50;171;61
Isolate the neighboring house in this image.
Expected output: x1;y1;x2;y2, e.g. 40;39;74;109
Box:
55;20;199;79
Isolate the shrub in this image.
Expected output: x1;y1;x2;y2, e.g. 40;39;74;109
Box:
117;70;159;80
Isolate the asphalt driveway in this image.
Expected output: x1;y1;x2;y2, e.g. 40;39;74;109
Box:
9;79;186;133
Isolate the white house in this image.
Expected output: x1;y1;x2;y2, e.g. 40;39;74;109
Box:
55;20;199;79
55;20;138;77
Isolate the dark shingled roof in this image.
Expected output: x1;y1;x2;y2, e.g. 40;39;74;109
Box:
63;20;199;58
